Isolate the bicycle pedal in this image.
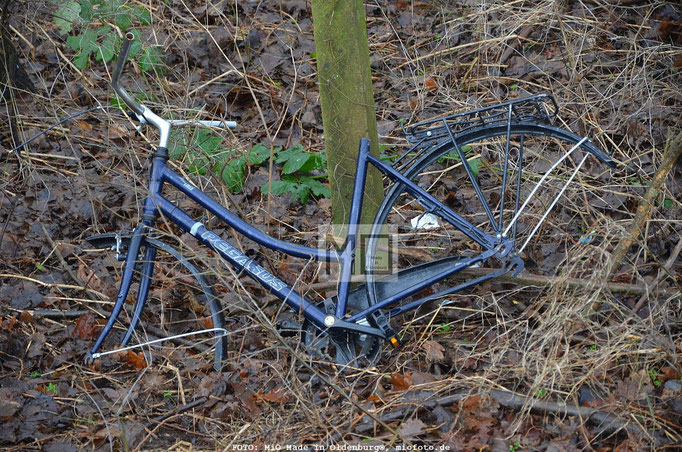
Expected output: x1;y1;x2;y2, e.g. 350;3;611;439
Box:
277;319;302;337
368;311;401;348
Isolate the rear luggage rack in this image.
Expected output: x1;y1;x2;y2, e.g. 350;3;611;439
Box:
403;94;559;144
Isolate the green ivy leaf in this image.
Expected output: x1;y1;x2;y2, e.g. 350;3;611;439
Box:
68;29;100;52
193;129;222;153
247;143;271;165
168;130;188;160
262;179;307;204
265;180;292;196
300;177;330;198
129;39;142;57
98;33;118;62
138;46;164;72
133;7;152;25
289;184;311;204
79;0;94;21
274;144;302;164
99;0;124;15
468;157;481;178
72;50;90;68
115;11;133;31
282;151;313;175
297;153;325;173
55;1;81;35
220;157;247;192
66;34;82;51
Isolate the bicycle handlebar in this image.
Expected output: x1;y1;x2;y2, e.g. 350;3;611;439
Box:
112;32;144;117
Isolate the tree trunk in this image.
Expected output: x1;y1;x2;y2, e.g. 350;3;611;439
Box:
311;0;383;232
1;0;35;100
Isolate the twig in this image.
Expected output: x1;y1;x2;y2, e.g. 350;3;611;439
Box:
187;70;240;96
9;24;34;57
356;389;671;445
23;309;89;319
631;235;682;314
298;267;673;297
396;34;537;70
604;130;682;280
38;25;93;87
40;222;84;287
143;396;206;430
0;272;106;298
499;25;534;65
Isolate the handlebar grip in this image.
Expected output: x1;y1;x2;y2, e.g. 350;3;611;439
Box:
112;32;144;117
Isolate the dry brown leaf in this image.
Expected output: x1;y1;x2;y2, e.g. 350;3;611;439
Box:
398;418;426;438
422;339;445;361
201;316;214;329
424;77;437;91
73;312;99;340
660;367;681;383
77;121;93;131
390;372;412;391
77;263;109;295
257;388;291;403
123;350;147;369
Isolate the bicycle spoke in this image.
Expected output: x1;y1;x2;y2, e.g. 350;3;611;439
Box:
511;134;524;244
517;153;589;254
366;121;606;327
498;104;513;233
503;136;588;238
444;121;499;233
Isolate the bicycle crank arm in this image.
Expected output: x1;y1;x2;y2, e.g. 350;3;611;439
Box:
327;318;387;340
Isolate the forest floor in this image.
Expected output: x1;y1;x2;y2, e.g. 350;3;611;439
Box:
1;1;682;450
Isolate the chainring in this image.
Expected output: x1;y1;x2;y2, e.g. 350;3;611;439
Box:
301;297;382;370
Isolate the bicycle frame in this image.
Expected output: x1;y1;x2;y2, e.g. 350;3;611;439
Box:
88;34;614;365
88;137;510;360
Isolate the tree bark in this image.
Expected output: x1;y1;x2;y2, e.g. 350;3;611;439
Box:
311;0;383;231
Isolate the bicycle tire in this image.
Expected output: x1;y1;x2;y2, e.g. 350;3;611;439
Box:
365;122;609;318
84;233;227;370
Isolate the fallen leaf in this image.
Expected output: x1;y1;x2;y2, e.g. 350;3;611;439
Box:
398;418;426;438
390;372;412;391
0;315;18;331
0;395;22;417
73;312;99;340
424;77;437;91
201;316;214;329
77;263;109;296
422;340;445;361
107;124;128;139
660;367;681;383
77;121;93;131
459;394;483;413
123;350;147;369
1;281;43;310
257;387;291;403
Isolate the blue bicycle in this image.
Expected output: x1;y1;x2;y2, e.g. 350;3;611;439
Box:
84;34;615;370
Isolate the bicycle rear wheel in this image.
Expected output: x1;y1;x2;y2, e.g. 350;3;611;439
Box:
365;122;610;317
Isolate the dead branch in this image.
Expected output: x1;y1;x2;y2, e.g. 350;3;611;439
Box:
356;389;673;445
604;130;682;281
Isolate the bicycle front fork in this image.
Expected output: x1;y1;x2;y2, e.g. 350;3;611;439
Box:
85;222;156;364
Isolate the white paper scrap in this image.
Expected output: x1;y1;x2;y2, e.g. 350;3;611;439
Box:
411;213;440;230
